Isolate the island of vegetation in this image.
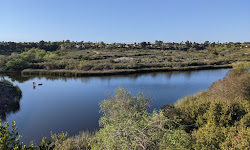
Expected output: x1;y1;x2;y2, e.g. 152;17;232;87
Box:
0;62;249;149
0;41;249;76
0;79;22;120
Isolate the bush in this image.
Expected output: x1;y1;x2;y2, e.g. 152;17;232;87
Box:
0;121;35;150
220;125;250;149
5;58;28;71
161;65;250;149
193;123;225;149
5;48;48;71
91;88;191;149
207;71;250;101
0;55;7;69
77;61;93;71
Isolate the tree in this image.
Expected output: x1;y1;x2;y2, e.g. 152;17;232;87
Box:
192;42;202;50
211;42;216;48
99;41;106;48
185;40;191;49
140;42;147;49
155;40;163;47
38;40;45;49
204;41;210;47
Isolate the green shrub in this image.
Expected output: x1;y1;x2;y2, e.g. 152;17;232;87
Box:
77;61;93;71
5;58;28;71
0;55;7;69
192;123;225;149
162;66;250;149
91;88;191;150
207;72;250;101
220;125;250;149
0;121;35;150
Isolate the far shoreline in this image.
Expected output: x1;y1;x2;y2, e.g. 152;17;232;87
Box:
15;64;233;77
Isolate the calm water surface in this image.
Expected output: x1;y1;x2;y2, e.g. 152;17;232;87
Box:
1;69;230;144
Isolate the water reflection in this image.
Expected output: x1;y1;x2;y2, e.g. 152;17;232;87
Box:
0;99;21;121
0;73;32;83
0;70;211;84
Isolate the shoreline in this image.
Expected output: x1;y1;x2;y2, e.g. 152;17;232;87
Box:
16;64;233;77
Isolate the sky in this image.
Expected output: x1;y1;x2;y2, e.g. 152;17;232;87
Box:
0;0;250;43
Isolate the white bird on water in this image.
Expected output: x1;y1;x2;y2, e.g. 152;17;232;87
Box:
33;82;42;86
32;81;36;89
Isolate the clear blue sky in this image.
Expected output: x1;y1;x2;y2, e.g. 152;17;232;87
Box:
1;0;249;43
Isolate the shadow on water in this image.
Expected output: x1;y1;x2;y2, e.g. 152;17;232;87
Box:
0;79;22;121
0;73;32;83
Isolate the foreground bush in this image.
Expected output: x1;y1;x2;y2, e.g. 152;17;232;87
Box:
91;88;191;150
162;62;250;149
0;121;35;150
50;131;92;150
207;64;250;100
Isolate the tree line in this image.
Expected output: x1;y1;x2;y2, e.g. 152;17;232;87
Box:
1;40;249;54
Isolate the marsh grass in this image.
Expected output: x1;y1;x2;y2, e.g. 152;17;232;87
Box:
0;47;249;76
21;64;232;77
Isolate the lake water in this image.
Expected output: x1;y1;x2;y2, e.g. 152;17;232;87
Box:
1;69;230;144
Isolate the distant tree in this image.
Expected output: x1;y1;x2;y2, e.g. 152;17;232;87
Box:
203;41;210;48
38;40;45;49
100;41;106;48
140;42;147;49
226;42;232;48
8;42;16;50
155;40;163;47
192;42;202;50
211;42;216;48
185;40;191;49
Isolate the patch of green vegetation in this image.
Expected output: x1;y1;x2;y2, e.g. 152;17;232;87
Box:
0;45;249;76
163;62;250;149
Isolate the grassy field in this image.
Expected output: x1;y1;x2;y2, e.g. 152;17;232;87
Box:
21;65;232;77
1;47;249;76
